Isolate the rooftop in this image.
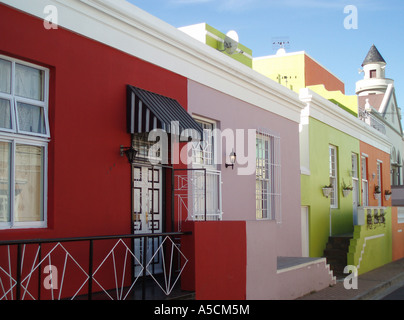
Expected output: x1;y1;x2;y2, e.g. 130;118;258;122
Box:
362;44;386;66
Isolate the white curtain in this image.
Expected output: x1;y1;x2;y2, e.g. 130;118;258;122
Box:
15;63;43;101
14;144;44;222
0;58;11;94
0;98;11;129
0;142;11;222
17;102;45;134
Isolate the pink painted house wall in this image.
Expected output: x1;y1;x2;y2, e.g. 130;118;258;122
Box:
187;79;303;298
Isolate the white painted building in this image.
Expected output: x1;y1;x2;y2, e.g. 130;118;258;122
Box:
356;45;404;186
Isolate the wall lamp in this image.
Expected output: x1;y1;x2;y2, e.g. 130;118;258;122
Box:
120;145;137;164
225;150;237;169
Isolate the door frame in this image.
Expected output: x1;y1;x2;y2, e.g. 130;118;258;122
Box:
301;206;310;257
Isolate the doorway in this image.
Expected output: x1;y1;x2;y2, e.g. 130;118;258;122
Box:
301;206;310;257
132;165;163;275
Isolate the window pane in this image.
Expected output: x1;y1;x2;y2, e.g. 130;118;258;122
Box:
0;142;11;222
14;144;44;222
0;59;11;94
15;63;44;101
256;134;271;219
351;154;358;178
361;157;367;179
192;120;214;165
0;98;12;130
17;102;46;134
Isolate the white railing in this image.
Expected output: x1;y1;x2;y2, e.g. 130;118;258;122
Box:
359;110;386;135
0;233;189;300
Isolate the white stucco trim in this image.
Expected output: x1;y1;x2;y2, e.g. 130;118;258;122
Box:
299;88;392;154
1;0;305;123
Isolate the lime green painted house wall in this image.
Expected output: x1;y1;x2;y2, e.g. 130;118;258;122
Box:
301;116;360;257
300;88;391;261
178;23;253;68
348;207;392;275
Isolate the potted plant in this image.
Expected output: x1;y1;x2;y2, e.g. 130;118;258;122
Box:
367;212;373;229
385;189;392;201
341;180;353;197
380;210;386;225
374;185;381;200
322;183;333;198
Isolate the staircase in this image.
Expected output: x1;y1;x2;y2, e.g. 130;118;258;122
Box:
323;234;353;278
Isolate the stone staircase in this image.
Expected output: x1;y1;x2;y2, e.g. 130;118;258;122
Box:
323;233;353;278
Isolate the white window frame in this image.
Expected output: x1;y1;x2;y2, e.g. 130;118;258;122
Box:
361;155;369;206
0;54;50;138
256;128;281;222
377;160;382;206
0;55;49;229
0;138;48;229
351;153;360;204
190;116;222;221
329;145;338;208
191;117;216;168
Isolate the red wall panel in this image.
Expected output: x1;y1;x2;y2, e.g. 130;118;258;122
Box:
0;3;188;240
182;221;247;300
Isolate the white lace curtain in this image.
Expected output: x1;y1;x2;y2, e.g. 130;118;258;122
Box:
0;58;45;134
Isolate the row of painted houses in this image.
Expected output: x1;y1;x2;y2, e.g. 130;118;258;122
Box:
0;0;403;300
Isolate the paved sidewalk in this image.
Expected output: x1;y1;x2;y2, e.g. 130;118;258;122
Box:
298;258;404;300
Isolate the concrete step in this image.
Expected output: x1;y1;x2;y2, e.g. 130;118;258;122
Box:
323;234;353;279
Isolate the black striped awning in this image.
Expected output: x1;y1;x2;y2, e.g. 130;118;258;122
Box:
127;85;203;140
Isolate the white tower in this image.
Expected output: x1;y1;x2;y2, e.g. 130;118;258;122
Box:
356;44;393;96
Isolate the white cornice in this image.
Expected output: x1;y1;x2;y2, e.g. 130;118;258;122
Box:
299;88;391;154
1;0;305;122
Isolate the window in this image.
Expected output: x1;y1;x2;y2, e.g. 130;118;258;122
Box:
190;118;222;220
329;145;338;208
361;156;368;206
256;129;281;221
377;161;382;206
0;55;49;229
370;69;376;78
192;119;214;166
352;153;360;206
0;57;49;137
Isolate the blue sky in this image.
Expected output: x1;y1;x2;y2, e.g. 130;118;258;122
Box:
127;0;403;104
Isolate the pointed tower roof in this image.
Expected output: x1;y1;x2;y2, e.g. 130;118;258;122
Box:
361;44;386;66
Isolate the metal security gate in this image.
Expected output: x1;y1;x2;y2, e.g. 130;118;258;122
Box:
173;168;222;231
132;165;163;276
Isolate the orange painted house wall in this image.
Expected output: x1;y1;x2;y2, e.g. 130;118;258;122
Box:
304;55;345;94
392;207;404;260
360;141;391;207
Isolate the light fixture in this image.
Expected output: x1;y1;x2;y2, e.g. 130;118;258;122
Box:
120;145;137;164
225;150;236;169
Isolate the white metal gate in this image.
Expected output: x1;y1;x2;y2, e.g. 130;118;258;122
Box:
132;165;163;275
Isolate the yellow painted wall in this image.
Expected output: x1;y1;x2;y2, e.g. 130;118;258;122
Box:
308;84;358;115
253;53;305;92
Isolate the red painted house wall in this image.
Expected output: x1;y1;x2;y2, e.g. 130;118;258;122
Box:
0;3;187;240
182;221;247;300
0;3;188;299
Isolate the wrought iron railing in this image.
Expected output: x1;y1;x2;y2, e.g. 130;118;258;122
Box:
0;232;190;300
